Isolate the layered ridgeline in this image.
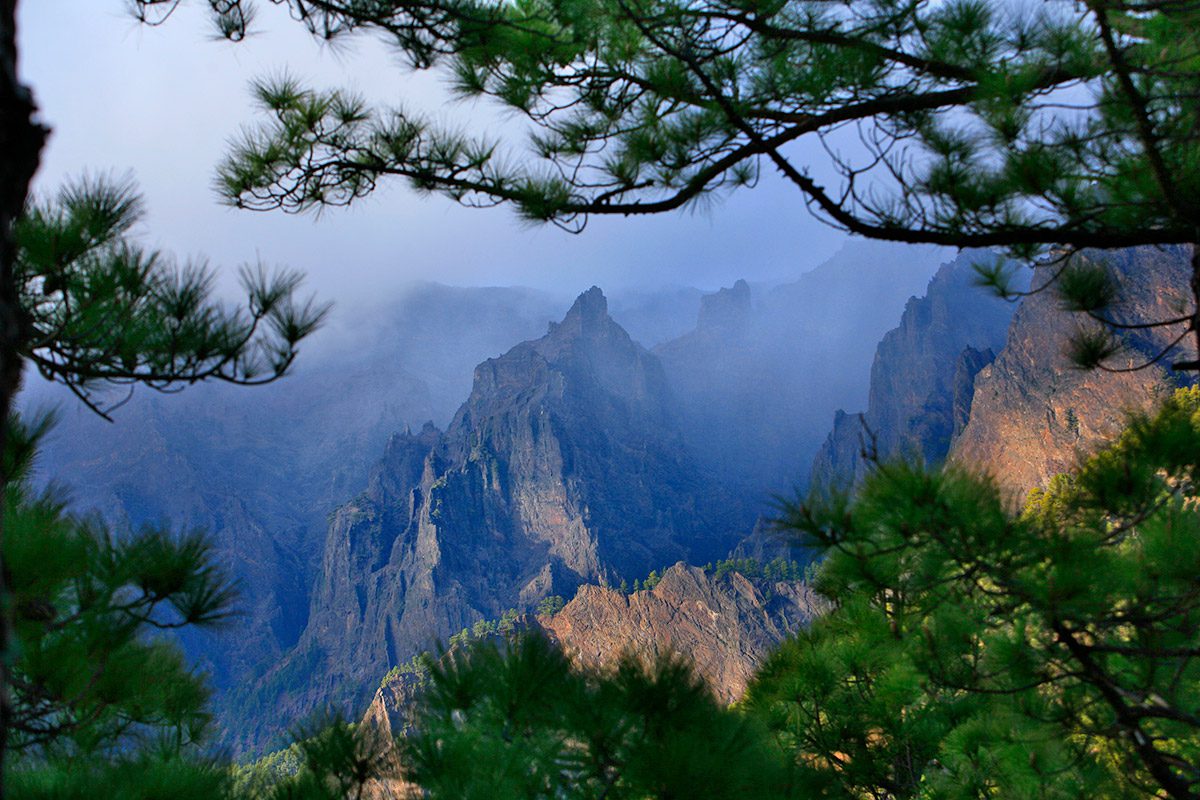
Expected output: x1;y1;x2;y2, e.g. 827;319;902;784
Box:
812;246;1196;499
18;284;569;698
224;289;758;752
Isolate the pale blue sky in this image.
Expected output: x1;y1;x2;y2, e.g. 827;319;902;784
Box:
16;0;858;316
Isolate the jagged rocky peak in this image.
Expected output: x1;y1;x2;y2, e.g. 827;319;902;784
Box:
444;286;730;581
468;285;665;414
809;251;1021;490
244;290;750;751
562;284;608;325
542;286;627;347
696;279;752;333
951;246;1197;498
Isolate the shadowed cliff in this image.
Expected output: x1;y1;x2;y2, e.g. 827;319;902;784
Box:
225;289;752;752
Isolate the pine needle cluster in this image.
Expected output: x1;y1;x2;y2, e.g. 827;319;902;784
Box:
752;386;1200;799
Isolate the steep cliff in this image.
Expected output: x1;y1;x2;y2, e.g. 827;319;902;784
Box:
951;246;1196;499
361;562;822;743
231;289;750;753
543;563;822;704
810;251;1020;490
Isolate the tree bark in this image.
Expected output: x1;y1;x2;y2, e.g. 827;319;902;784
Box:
0;0;47;786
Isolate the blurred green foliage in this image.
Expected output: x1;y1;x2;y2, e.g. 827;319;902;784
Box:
750;386;1200;798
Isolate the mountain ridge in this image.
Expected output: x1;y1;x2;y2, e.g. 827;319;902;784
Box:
223;288;752;752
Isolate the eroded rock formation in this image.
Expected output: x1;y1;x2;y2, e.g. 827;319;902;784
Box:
810;251;1019;490
543;563;823;703
951;246;1196;499
231;289;749;753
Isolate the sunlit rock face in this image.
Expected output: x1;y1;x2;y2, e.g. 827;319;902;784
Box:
810;250;1020;491
233;288;751;753
811;246;1196;504
951;246;1196;501
542;563;824;704
361;561;823;740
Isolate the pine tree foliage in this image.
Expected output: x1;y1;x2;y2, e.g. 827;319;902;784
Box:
403;632;788;799
237;718;399;800
182;0;1193;246
12;175;329;418
138;0;1200;368
7;754;229;800
2;412;235;795
749;386;1200;799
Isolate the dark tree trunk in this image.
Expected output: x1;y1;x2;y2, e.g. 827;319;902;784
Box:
0;0;47;786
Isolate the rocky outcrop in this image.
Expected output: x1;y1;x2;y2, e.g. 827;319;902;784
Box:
361;561;822;743
543;563;823;704
951;246;1196;499
232;289;750;753
362;670;425;745
810;251;1020;490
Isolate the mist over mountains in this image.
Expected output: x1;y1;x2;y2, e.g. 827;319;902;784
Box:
20;240;952;752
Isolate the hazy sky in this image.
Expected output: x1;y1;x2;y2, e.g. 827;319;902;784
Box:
16;1;852;318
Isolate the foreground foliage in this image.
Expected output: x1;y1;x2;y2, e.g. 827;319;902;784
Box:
142;0;1200;368
2;412;234;795
751;386;1200;799
404;633;787;799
